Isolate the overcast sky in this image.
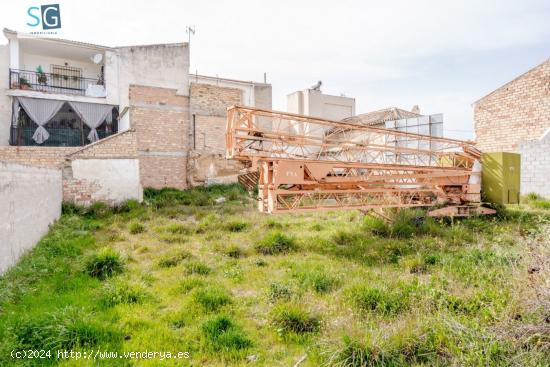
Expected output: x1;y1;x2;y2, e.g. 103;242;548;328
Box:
2;1;549;138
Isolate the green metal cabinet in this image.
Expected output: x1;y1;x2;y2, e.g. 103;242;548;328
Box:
481;152;521;204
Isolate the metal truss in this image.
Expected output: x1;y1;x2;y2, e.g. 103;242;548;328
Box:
226;106;490;215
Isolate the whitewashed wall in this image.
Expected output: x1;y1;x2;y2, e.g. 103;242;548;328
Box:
70;158;142;204
0;161;62;274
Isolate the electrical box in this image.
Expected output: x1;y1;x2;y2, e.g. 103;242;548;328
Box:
481;152;521;204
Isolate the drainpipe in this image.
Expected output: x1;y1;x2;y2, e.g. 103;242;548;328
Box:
192;114;196;150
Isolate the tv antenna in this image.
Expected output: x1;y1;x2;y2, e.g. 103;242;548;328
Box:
186;25;196;45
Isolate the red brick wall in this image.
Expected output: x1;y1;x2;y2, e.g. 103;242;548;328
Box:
130;85;189;189
474;59;550;152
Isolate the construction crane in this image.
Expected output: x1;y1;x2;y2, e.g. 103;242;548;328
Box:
225;105;495;217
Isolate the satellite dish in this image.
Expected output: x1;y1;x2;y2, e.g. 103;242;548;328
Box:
91;53;103;64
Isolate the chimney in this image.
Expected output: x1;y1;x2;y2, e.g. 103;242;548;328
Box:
411;105;420;114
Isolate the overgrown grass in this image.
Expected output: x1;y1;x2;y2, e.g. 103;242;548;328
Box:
1;185;549;366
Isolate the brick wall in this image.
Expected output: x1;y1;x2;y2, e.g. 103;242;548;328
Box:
519;131;550;198
130;85;189;189
194;115;226;153
190;83;242;116
67;129;137;159
0;147;76;168
474;58;550;152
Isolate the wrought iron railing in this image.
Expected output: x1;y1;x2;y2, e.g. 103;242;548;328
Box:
9;68;103;96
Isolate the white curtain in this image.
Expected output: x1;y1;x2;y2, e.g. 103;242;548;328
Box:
69;102;113;142
11;99;20;127
17;97;65;144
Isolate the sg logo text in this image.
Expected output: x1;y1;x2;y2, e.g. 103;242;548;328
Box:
27;4;61;30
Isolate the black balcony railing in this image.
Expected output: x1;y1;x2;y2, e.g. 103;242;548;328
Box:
9;68;103;96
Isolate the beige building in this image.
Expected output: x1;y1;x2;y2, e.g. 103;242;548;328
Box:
287;84;355;121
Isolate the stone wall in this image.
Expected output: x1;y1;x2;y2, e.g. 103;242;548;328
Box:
190;83;242;116
188;83;246;186
519;130;550;198
474;58;550;152
130;85;189;189
0;162;62;273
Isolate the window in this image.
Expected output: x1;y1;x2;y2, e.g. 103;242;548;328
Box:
51;64;82;90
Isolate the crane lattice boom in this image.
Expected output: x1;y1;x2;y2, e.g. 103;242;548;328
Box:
226;105;493;216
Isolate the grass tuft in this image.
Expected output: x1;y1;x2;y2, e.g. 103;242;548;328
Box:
185;261;211;275
157;250;191;268
293;269;339;293
225;220;249;232
271;303;321;335
224;244;244;258
255;231;296;255
268;282;293;302
128;221;146;234
85;248;124;280
179;277;205;293
201;315;252;352
348;284;410;316
193;286;232;312
100;281;147;307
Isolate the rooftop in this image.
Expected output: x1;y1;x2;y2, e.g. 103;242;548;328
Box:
342;107;422;126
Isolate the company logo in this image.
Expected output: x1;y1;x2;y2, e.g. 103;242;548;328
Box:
27;4;61;31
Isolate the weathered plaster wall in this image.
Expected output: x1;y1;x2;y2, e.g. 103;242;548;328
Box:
64;159;142;205
0;161;62;274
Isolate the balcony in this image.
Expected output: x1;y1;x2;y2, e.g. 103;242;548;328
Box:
9;68;106;97
10;102;118;147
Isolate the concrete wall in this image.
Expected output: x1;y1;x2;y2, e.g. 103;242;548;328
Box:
287;89;355;120
519;129;550;198
0;161;62;274
474;58;550;152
